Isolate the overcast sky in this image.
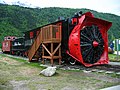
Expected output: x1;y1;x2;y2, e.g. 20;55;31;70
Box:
0;0;120;16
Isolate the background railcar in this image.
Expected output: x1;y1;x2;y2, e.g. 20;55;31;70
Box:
2;36;16;53
11;37;25;56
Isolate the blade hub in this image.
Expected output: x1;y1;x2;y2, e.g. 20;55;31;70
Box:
93;41;99;47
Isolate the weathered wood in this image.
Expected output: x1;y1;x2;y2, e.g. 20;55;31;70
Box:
42;44;52;56
42;56;61;59
42;40;61;43
42;42;61;66
52;43;61;55
59;45;61;65
28;29;42;62
42;44;45;64
28;24;61;65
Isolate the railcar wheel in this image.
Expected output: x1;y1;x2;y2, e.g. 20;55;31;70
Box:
61;53;69;64
68;57;76;65
61;60;65;64
80;25;104;64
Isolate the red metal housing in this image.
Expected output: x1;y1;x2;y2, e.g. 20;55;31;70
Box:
68;12;112;67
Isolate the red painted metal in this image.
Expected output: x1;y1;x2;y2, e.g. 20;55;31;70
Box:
93;41;99;47
56;32;59;38
68;12;112;67
2;40;11;52
30;32;34;38
72;18;78;24
2;36;16;53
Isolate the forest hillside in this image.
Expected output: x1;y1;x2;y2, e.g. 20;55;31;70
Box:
0;4;120;47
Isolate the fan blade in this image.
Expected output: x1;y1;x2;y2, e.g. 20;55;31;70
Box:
80;25;104;64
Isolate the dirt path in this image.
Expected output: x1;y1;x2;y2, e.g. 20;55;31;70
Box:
0;54;120;90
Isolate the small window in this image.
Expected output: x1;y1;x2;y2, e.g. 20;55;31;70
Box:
30;32;34;38
13;37;15;40
7;37;11;40
72;18;78;25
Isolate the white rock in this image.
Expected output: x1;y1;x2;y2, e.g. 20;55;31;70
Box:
116;72;120;75
40;67;57;76
67;67;70;70
91;69;98;72
83;70;91;73
97;70;105;73
105;71;114;74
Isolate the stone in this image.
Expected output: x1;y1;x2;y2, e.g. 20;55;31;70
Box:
116;72;120;75
40;67;57;77
83;70;91;73
97;70;105;73
91;69;98;72
105;71;114;74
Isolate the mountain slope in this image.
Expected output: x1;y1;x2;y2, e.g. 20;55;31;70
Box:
0;4;120;47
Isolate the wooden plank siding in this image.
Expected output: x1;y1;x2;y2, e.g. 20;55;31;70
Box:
28;24;61;66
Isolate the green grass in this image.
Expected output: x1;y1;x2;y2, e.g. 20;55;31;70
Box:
109;54;120;62
109;73;120;78
0;54;45;69
0;53;120;90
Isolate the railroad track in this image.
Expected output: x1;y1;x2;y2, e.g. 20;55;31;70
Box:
59;63;120;74
2;53;120;74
